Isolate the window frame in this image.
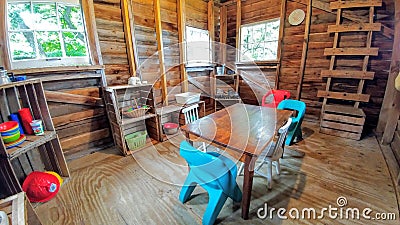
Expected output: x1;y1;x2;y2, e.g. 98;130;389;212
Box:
185;25;213;68
0;0;102;70
238;18;281;63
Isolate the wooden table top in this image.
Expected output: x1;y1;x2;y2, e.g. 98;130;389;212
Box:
181;103;292;157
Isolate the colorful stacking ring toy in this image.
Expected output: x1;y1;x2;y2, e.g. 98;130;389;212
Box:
0;121;19;136
2;131;21;143
5;134;26;149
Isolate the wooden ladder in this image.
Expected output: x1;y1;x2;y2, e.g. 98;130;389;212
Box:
317;0;382;140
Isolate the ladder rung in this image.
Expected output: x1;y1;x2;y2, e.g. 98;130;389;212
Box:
330;0;382;9
320;70;375;80
324;47;379;56
317;91;370;102
327;23;381;33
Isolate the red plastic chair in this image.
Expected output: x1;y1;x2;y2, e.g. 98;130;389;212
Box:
261;89;291;108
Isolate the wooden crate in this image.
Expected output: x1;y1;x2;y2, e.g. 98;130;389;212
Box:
0;80;69;198
0;192;42;225
320;105;365;140
104;85;160;155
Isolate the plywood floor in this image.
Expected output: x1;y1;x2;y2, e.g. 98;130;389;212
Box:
35;121;400;224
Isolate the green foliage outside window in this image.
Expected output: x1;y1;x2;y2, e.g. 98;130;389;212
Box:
240;19;280;61
7;1;88;62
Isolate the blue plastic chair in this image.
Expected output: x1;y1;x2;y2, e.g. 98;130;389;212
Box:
179;141;242;225
277;99;306;146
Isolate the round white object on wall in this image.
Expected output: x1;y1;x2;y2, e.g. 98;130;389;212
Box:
288;9;305;26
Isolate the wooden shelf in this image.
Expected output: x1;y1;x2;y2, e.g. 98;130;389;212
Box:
6;131;57;159
0;79;70;198
215;74;238;77
213;71;240;110
104;85;160;155
156;101;205;115
121;113;157;125
157;101;206;142
105;84;153;91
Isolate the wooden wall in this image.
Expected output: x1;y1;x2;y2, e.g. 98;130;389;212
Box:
225;0;395;131
93;0;211;106
12;67;112;161
225;0;281;105
93;0;130;85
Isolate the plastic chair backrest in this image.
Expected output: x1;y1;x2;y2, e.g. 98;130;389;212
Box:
271;118;292;159
262;90;291;108
182;104;199;124
277;99;306;119
180;141;232;188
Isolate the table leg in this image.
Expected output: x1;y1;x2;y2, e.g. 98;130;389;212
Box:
241;155;254;219
184;131;193;145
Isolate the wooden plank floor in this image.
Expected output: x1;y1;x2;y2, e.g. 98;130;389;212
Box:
35;121;400;224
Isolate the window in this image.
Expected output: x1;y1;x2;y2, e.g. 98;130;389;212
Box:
185;26;211;66
240;18;280;62
6;0;89;69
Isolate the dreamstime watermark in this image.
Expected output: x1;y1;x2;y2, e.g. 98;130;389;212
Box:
257;196;397;221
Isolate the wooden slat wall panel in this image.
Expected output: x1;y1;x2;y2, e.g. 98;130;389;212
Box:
13;69;112;160
93;0;130;85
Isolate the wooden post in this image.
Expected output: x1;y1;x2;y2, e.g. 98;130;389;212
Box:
219;5;227;65
0;0;11;69
121;0;138;77
379;0;400;143
235;0;242;62
208;0;216;109
208;1;215;64
208;0;215;62
296;0;312;99
82;0;103;66
177;0;188;92
276;0;287;89
154;0;168;105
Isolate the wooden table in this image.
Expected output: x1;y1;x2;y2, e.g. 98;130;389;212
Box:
180;103;292;219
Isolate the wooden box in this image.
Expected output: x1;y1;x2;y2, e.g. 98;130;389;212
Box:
320;105;365;140
0;80;69;198
104;85;160;155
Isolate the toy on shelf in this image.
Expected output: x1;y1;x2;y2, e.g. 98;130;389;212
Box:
18;108;34;135
0;121;26;149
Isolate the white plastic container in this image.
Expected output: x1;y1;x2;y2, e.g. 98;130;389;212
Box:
175;92;201;105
